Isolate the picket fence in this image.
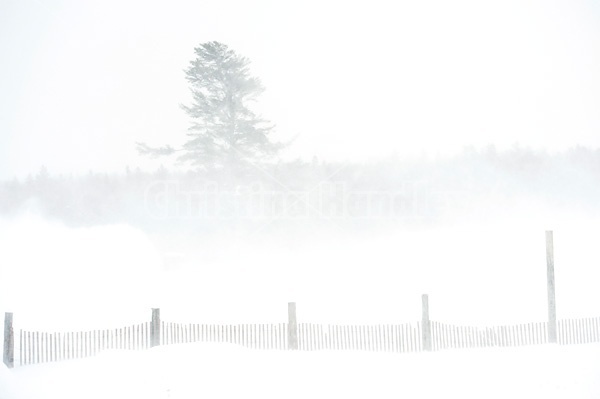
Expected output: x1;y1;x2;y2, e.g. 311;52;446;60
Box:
12;315;600;367
5;230;598;368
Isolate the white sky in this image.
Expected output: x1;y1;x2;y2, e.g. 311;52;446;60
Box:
1;0;600;179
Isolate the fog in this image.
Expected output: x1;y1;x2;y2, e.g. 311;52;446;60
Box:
2;0;600;179
2;207;600;331
2;1;600;397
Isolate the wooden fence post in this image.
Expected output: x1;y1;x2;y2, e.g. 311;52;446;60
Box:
546;231;557;343
151;308;161;347
3;312;14;368
288;302;298;350
422;294;432;351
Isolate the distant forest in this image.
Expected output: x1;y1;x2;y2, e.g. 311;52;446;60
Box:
2;145;600;233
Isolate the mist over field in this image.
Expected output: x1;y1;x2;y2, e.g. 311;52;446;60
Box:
2;149;600;330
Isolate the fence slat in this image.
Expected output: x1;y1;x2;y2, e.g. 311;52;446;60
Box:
14;314;600;364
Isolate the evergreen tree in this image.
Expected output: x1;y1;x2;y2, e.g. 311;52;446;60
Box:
137;41;280;173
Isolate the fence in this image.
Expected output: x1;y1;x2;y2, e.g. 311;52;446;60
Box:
4;230;600;368
17;322;152;366
160;322;288;350
5;303;600;368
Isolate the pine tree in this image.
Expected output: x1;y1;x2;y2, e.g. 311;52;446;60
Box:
137;42;279;173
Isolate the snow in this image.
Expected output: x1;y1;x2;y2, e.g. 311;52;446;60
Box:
2;342;600;398
2;213;600;329
2;215;600;398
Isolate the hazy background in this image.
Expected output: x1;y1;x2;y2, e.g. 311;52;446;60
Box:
1;0;600;333
1;0;600;179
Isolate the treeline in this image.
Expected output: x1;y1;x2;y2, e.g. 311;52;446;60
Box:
2;145;600;232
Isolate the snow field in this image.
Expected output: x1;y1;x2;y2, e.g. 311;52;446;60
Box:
4;342;600;399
